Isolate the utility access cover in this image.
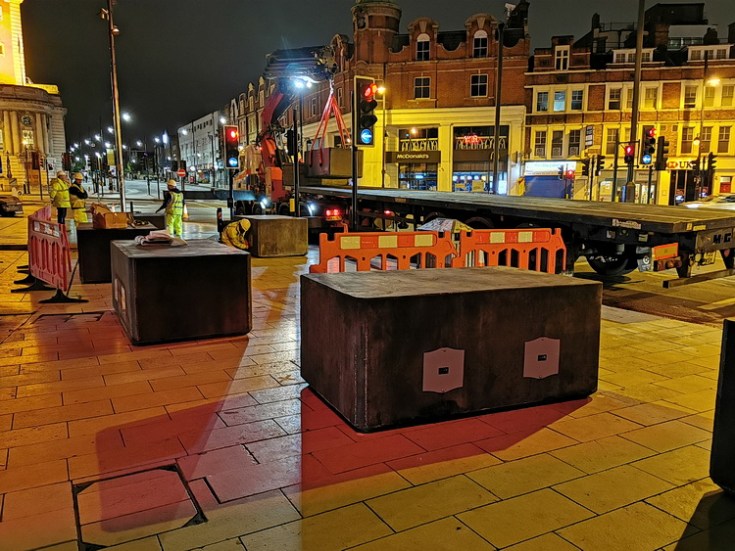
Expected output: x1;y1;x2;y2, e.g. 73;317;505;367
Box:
74;466;203;549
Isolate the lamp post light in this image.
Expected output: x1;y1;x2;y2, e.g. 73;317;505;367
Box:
100;0;126;209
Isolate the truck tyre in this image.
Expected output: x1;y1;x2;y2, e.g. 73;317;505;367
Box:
464;216;494;229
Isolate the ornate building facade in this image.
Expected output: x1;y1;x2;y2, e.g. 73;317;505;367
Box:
0;0;66;191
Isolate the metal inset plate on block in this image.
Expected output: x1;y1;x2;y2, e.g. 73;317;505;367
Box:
423;347;465;393
524;337;560;379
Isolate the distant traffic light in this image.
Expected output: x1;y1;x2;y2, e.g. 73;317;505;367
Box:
354;76;378;147
581;159;591;177
691;158;700;172
285;128;296;157
565;169;576;180
655;137;669;171
624;143;636;164
595;155;606;176
708;152;717;174
558;165;565;180
223;125;240;169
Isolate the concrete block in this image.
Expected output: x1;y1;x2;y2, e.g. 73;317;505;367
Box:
111;240;251;345
301;267;601;431
77;224;158;283
244;215;307;257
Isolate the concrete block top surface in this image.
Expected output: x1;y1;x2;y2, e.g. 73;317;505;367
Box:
245;215;302;221
77;223;158;232
302;267;601;299
112;239;250;259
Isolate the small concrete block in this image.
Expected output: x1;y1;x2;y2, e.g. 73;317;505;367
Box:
244;215;308;257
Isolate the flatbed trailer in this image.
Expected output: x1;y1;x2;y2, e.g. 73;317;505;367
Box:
300;185;735;285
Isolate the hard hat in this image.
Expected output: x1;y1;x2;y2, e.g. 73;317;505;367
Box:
72;172;83;180
167;179;177;188
56;170;67;178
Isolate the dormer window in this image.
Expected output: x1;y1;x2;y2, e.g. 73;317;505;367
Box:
554;46;570;71
613;49;653;64
416;33;430;61
473;30;488;58
689;45;730;62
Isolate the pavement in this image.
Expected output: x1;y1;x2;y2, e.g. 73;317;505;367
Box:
0;199;734;550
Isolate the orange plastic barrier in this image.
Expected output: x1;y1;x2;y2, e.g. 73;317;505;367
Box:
453;228;567;274
28;207;73;292
309;231;458;273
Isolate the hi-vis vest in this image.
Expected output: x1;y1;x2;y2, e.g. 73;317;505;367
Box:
49;178;71;208
167;191;184;215
70;183;87;209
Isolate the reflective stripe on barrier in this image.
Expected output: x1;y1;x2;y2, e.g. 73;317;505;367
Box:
309;231;459;273
28;207;72;291
453;228;567;274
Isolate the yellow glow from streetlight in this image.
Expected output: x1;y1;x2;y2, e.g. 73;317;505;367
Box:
693;136;701;147
377;85;386;95
706;76;721;87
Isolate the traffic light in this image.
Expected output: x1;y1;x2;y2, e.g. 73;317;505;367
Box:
565;169;576;180
223;125;239;169
558;165;565;180
581;159;591;177
285;128;296;157
708;152;717;174
171;160;178;172
354;76;378;147
655;137;669;171
641;127;656;165
624;143;636;164
691;158;700;172
595;155;606;176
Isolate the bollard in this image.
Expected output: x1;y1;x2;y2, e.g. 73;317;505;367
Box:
710;318;735;495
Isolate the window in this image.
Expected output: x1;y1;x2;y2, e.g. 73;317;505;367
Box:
568;130;581;156
414;77;430;99
614;52;626;64
643;87;657;109
606;128;619;156
719;126;731;154
536;91;549;112
608;88;621;110
625;89;633;110
553;91;566;112
721;85;733;107
691;50;702;62
684;85;697;109
701;126;712;153
551;131;564;158
554;46;570;71
311;98;318;117
704;86;716;108
473;30;488;58
416;34;430;61
571;90;583;110
681;127;694;155
470;74;488;97
337;87;344;107
715;48;727;60
534;131;547;157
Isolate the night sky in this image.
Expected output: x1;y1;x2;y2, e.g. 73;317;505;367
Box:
21;0;734;145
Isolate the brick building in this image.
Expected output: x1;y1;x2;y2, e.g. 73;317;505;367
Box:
526;3;735;204
226;0;734;205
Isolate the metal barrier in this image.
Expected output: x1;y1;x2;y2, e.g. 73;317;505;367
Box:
453;228;566;274
12;206;86;303
311;227;567;275
309;231;459;273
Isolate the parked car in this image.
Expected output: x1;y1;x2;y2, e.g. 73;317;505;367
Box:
0;193;22;217
681;194;735;211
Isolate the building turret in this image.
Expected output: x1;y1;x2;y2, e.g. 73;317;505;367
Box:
352;0;402;64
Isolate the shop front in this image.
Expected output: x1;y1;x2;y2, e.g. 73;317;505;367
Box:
452;126;509;193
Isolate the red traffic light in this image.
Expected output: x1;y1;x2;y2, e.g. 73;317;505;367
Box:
646;127;656;139
362;82;378;101
624;144;635;156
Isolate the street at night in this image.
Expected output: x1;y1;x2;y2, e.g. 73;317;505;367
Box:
2;0;735;550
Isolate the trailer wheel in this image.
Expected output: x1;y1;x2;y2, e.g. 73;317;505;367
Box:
587;250;637;276
464;216;494;229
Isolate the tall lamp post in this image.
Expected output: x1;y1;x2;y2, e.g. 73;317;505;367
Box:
100;0;125;210
692;50;720;199
136;139;150;195
377;85;387;188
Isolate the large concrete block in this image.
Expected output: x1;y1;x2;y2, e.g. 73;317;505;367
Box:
111;240;251;345
301;267;602;431
77;224;157;283
244;215;307;257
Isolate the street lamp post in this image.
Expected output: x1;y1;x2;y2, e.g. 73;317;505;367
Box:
378;85;387;188
100;0;126;210
137;139;150;195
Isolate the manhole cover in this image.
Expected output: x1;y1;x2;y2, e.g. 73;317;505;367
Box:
33;311;108;325
74;466;205;549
